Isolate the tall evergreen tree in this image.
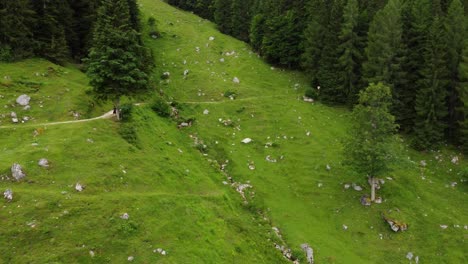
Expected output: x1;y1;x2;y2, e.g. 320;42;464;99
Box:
316;0;345;103
363;0;407;119
399;0;432;132
231;0;252;42
250;13;267;52
0;0;36;61
413;17;449;149
338;0;362;104
445;0;466;143
85;0;152;119
458;39;468;153
213;0;232;34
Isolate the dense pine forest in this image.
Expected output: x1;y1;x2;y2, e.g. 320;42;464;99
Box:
167;0;468;153
0;0;467;153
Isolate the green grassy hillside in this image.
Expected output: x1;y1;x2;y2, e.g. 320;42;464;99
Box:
0;0;466;263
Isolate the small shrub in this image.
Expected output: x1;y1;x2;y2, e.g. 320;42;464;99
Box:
119;123;139;148
150;97;171;117
119;103;133;122
224;90;237;99
305;88;318;99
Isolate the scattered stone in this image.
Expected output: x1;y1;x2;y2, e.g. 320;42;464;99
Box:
342;224;348;230
23;105;30;110
420;160;427;167
440;225;448;229
183;69;189;76
12;118;18;123
89;250;95;257
306;131;311;136
360;195;371;206
195;47;200;53
374;196;383;204
266;155;277;163
87;138;94;143
406;252;413;261
353;184;363;191
11;163;26;181
22;116;29;121
415;256;419;264
383;215;407;232
317;183;323;188
209;36;215;41
4;189;13;202
303;96;314;103
203;109;209;115
219;58;225;63
233;77;240;84
162;72;170;79
451;156;459;164
11;112;17;118
38;158;49;168
326;164;331;171
75;183;84;192
300;244;314;264
344;184;351;189
128;256;134;261
16;94;31;106
241;138;252;144
121;213;130;220
450;182;457;187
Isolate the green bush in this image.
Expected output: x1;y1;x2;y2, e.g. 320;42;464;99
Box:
150;97;171;117
304;88;319;99
224;90;237;99
119;103;134;122
118;123;139;148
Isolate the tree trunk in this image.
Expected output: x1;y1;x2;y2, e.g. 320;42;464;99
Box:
370;176;376;202
114;98;121;121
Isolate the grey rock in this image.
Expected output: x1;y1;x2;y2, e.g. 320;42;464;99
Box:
11;163;26;181
406;252;413;261
121;213;129;220
300;243;314;264
360;195;371;206
75;183;84;192
23;105;31;110
233;77;240;84
38;158;49;168
10;112;17;118
12;118;18;123
4;189;13;202
16;94;31;106
353;184;363;191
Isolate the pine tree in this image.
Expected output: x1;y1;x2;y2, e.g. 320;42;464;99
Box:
344;82;397;202
399;0;432;132
0;0;36;61
85;0;152;120
413;17;449;149
213;0;232;34
262;10;304;68
338;0;362;105
231;0;252;42
250;13;266;52
445;0;466;143
363;0;407;119
458;40;468;153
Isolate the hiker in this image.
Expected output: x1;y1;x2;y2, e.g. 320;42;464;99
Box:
113;106;117;114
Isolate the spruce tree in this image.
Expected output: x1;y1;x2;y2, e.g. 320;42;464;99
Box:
458;39;468;153
0;0;36;60
85;0;152;120
250;14;266;52
445;0;466;143
363;0;407;120
231;0;252;42
338;0;362;105
399;0;432;132
214;0;232;34
413;17;449;149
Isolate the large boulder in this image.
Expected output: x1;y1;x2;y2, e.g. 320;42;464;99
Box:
16;94;31;106
11;163;26;181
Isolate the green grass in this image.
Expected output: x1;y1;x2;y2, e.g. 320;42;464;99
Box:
0;0;466;263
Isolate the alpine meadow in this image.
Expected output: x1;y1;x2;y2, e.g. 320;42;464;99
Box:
0;0;466;263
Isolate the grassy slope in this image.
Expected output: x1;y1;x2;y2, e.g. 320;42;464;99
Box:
0;0;465;263
140;0;467;263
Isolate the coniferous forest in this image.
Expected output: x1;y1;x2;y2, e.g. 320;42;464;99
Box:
0;0;467;152
167;0;468;153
